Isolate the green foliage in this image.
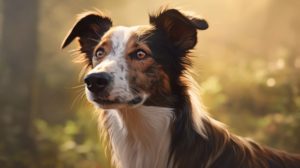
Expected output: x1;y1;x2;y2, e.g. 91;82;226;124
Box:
0;108;110;168
33;108;110;168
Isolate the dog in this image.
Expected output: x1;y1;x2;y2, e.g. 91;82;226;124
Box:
62;7;300;168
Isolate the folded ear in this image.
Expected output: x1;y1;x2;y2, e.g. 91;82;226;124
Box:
61;12;112;57
149;8;208;51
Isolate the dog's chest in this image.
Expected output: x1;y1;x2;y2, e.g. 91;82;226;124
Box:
103;106;173;168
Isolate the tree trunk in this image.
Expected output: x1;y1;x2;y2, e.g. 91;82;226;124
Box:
0;0;39;167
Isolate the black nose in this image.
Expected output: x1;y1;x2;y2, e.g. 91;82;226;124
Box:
84;72;111;93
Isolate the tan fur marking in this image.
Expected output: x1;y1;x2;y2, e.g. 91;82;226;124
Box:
119;27;171;97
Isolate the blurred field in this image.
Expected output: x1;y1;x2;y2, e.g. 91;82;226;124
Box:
0;0;299;167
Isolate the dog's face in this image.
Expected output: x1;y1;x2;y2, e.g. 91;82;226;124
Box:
62;9;208;109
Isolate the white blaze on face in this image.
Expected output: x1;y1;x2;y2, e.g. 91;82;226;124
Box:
86;26;139;102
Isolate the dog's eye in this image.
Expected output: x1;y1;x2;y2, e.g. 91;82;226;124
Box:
95;48;105;58
132;49;147;60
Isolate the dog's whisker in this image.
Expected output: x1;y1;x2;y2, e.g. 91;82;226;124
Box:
71;89;86;109
70;84;85;89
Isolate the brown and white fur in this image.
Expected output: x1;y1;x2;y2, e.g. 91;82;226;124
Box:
62;7;300;168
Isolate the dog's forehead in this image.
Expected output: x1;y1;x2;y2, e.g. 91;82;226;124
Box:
102;25;152;45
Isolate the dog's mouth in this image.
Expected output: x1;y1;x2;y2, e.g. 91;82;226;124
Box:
85;85;148;109
93;96;143;105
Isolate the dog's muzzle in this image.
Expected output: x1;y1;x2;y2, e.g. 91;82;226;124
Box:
84;72;144;106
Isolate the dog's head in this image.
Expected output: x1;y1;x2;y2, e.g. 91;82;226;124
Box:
62;8;208;109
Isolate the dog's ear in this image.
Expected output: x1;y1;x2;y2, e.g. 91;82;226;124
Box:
149;8;208;51
61;12;112;57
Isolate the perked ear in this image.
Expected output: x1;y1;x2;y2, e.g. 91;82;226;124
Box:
61;12;112;58
149;8;208;51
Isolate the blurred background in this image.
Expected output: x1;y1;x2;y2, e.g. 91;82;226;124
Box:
0;0;299;167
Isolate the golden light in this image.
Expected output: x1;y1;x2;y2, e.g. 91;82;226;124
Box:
276;58;285;69
266;78;276;87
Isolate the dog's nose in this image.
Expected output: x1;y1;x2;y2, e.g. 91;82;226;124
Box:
84;72;111;93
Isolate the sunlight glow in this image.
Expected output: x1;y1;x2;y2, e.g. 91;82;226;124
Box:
276;58;285;69
266;78;276;87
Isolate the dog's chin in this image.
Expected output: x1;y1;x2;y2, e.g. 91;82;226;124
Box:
90;96;147;110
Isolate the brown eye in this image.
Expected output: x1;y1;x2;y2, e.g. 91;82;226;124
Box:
95;48;105;58
135;49;147;60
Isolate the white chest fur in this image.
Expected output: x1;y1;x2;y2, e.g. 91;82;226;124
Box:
102;106;173;168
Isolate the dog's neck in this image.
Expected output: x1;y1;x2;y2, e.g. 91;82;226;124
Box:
102;106;174;168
